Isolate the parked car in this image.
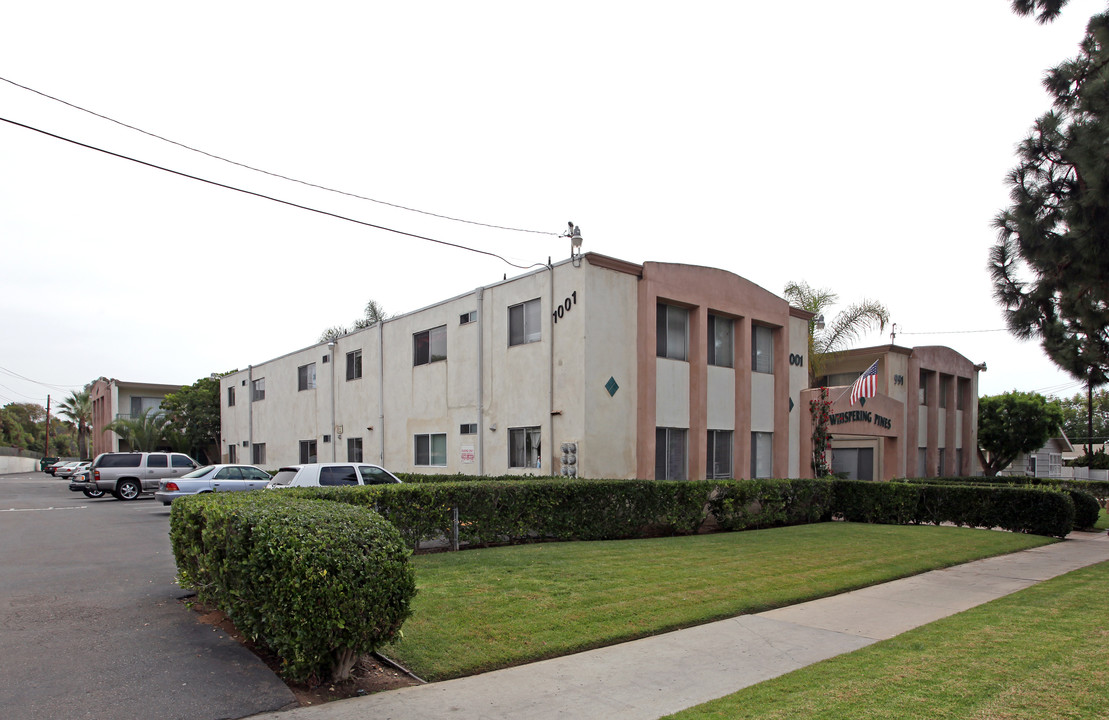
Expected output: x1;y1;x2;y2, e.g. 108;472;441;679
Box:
68;468;106;498
155;464;272;505
266;463;401;488
46;459;76;476
89;452;200;501
57;461;91;479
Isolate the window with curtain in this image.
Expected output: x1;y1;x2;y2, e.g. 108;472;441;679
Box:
656;303;689;361
751;431;773;478
707;314;733;367
655;427;687;480
509;426;541;468
751;325;773;374
707;429;733;478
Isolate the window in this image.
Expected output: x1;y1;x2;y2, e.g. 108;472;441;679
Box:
939;375;950;409
215;467;243;480
509;427;541;469
348;437;363;462
361;466;398;485
509;298;542;346
956;448;963;475
227;386;236;407
299;439;317;464
460;310;477;325
937;448;946;476
708;314;733;368
919;370;929;405
957;378;967;411
707;430;733;479
831;448;874;481
171;455;194;468
252;443;266;465
298;363;317;391
752;325;773;374
414;325;447;365
460;423;477;435
252;378;265;402
751;432;773;478
655;427;687;480
228;444;237;463
322;354;329;363
656;303;689;360
917;448;927;476
320;466;359;486
130;396;162;419
146;454;167;468
415;433;447;466
346;349;363;381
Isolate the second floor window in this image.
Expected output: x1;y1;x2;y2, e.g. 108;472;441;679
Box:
227;386;236;407
708;314;733;367
347;349;363;381
656;303;689;361
509;298;542;346
752;325;773;374
252;378;265;402
298;363;316;391
414;325;447;365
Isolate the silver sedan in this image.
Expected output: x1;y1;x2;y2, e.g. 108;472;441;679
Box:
155;464;272;505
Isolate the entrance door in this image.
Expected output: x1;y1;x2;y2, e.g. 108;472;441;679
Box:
831;447;874;481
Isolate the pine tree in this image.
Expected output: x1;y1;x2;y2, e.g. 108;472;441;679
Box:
990;8;1109;453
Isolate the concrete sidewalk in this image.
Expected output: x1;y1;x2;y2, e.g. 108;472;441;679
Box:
245;530;1109;720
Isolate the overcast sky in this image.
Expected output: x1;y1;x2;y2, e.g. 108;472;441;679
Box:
2;1;1104;411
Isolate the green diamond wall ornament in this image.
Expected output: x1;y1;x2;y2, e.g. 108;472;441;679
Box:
605;377;619;396
789;397;794;412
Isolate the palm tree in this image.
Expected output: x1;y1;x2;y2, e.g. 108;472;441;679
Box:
104;408;170;452
57;389;93;460
784;281;890;385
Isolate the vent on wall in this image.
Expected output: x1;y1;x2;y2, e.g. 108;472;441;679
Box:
323;435;331;443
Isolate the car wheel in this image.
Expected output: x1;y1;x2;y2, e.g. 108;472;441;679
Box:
82;488;106;499
116;480;141;501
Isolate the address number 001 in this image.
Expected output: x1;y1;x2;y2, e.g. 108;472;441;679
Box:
552;291;577;323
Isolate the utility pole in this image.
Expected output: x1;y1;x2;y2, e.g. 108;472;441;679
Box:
45;394;51;458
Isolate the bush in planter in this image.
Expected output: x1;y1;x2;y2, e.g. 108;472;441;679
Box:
170;493;416;683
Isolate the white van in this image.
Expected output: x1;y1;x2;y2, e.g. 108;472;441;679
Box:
266;463;401;488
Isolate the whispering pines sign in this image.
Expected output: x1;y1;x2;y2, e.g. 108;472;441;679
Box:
828;409;893;430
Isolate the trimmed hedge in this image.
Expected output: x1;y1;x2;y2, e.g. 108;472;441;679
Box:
832;479;1074;537
901;475;1109;504
169;493;416;683
271;477;836;548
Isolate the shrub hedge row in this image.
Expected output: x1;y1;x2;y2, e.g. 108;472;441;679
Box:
274;477;834;548
900;475;1109;504
169;493;416;683
832;479;1075;537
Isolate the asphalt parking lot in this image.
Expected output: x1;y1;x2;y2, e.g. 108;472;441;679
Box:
0;471;295;720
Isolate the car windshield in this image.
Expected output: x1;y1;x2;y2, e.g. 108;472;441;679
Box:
269;469;299;486
181;466;216;479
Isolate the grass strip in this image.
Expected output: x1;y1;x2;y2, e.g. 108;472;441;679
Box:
386;522;1051;680
664;559;1109;720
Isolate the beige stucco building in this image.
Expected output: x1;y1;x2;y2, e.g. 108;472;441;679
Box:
221;253;813;479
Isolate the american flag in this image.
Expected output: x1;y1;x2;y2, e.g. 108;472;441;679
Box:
850;360;879;406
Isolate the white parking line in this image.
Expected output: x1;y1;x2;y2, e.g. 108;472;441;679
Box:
2;506;88;512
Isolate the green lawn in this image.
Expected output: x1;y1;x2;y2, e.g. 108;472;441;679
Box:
1096;507;1108;531
385;522;1052;681
664;559;1109;720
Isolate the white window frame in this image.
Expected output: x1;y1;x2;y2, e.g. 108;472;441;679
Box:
751;431;773;478
414;325;447;366
752;325;773;374
707;429;733;479
708;314;733;368
297;363;317;391
348;437;363;463
251;378;265;402
415;433;447;467
509;426;541;469
508;298;542;346
655;427;687;480
656;303;689;361
346;349;363;381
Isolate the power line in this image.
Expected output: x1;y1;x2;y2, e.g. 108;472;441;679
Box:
0;365;82;392
0;116;548;271
0;75;559;237
898;328;1009;335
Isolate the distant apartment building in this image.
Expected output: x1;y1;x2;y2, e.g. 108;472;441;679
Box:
90;377;184;456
